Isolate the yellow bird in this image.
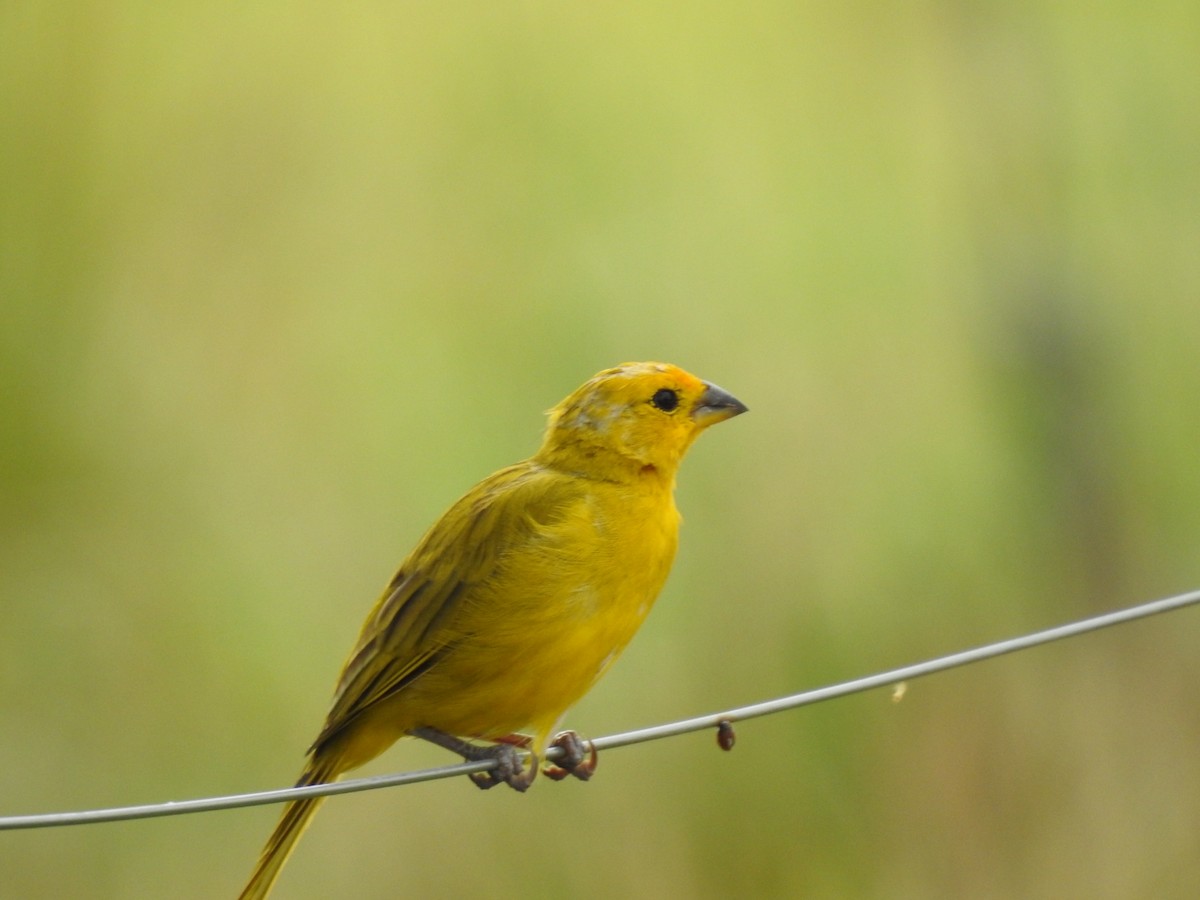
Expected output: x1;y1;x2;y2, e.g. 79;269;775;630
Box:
238;362;747;898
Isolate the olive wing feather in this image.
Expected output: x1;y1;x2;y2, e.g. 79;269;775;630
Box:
310;462;579;751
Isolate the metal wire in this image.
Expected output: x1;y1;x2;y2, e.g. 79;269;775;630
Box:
2;587;1198;832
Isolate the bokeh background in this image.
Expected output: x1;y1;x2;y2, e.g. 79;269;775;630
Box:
3;4;1199;898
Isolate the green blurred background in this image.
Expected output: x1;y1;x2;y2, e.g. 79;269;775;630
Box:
3;3;1199;898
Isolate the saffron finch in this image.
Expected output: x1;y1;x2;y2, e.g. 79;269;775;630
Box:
238;362;747;898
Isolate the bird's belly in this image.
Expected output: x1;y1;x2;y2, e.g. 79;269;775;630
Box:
384;483;679;750
399;571;667;747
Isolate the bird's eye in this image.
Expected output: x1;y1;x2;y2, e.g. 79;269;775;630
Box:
650;388;679;412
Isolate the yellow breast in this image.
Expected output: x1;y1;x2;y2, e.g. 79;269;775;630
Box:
395;473;680;748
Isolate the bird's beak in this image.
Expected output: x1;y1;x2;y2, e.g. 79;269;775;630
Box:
691;382;749;427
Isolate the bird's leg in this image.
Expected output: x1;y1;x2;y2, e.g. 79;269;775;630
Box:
409;726;538;792
542;730;598;782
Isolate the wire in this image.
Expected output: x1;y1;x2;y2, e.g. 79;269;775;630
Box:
2;587;1198;832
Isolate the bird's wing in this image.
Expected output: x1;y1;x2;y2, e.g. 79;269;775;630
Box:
309;461;576;752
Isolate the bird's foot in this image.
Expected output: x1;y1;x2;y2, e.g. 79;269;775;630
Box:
409;726;537;792
542;730;597;782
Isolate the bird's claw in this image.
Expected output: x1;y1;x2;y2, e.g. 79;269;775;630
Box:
468;743;537;791
542;730;597;782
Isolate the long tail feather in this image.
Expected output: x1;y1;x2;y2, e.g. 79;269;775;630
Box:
237;754;343;900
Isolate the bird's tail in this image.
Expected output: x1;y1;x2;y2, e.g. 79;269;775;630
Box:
238;754;343;900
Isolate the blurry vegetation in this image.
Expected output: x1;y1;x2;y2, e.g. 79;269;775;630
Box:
2;3;1199;898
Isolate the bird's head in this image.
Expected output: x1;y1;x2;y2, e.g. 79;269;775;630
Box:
536;362;747;483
